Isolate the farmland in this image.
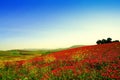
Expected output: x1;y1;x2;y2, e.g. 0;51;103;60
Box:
0;42;120;80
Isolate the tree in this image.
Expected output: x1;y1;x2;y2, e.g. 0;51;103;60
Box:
96;40;102;44
102;39;107;44
106;37;112;43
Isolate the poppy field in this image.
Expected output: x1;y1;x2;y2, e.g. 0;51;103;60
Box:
0;42;120;80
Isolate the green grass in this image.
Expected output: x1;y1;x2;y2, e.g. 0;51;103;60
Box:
0;48;66;61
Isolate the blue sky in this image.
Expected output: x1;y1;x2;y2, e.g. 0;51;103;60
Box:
0;0;120;50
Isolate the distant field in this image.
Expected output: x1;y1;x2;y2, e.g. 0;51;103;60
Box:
0;45;84;61
0;48;67;62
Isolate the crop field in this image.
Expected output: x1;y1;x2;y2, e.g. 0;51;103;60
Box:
0;42;120;80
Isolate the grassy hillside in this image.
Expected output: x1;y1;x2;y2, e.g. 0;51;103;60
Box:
0;48;67;61
0;45;84;61
0;42;120;80
70;45;85;48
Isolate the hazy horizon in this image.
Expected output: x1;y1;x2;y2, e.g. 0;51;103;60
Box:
0;0;120;50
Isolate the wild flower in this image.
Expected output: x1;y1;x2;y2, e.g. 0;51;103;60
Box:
43;55;56;63
0;42;120;80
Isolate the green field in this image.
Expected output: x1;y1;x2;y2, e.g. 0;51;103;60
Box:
0;48;67;62
0;45;84;61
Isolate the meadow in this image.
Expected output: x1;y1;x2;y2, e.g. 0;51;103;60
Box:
0;43;120;80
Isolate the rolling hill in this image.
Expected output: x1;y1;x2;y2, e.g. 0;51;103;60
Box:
1;42;120;80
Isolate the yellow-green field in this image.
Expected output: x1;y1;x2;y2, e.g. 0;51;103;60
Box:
0;48;66;62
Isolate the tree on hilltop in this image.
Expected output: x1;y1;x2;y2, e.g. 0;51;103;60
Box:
106;37;112;43
96;40;102;44
102;39;107;44
96;37;119;45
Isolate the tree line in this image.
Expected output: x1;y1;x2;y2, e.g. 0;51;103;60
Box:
96;38;119;44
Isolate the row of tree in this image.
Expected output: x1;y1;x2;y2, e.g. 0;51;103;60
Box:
96;38;119;44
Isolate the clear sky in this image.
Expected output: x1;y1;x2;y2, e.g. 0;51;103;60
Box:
0;0;120;50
